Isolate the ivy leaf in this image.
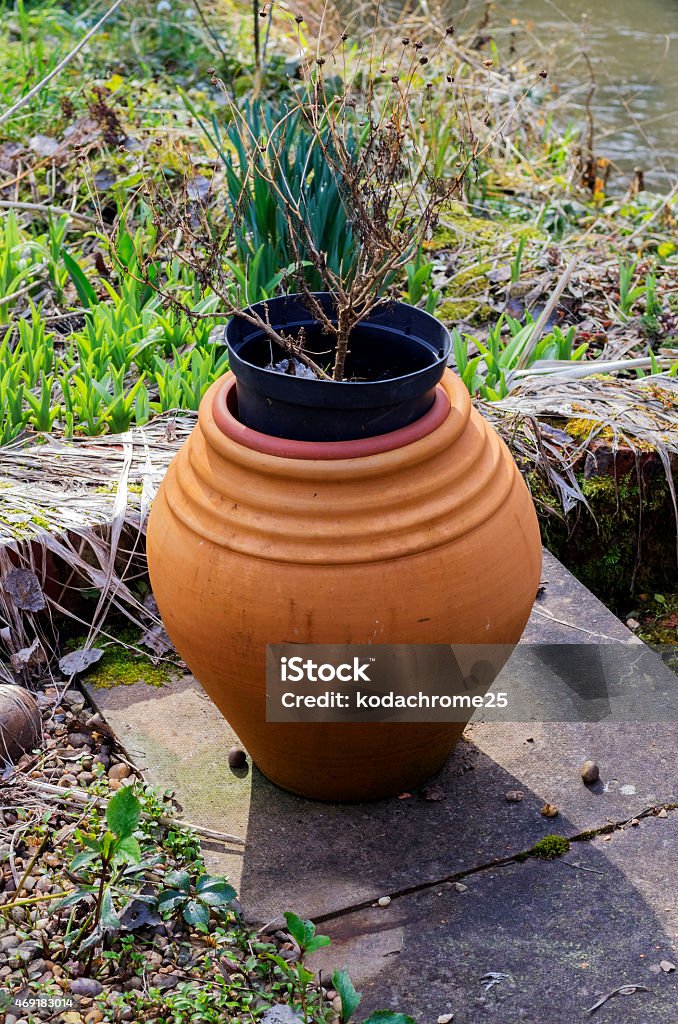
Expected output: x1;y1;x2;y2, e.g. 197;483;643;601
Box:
106;786;140;839
183;899;209;931
332;968;362;1023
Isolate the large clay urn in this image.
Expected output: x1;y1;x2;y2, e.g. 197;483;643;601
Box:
146;367;542;801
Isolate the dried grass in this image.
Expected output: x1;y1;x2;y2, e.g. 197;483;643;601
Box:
0;413;195;682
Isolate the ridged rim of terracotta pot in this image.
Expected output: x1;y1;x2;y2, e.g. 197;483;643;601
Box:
212;375;451;459
168;369;520;565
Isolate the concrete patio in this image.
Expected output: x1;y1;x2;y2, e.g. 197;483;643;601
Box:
84;551;677;1023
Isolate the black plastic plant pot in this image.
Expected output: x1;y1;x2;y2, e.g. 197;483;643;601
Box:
224;293;451;442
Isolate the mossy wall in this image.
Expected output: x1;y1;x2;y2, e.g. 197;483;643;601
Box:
531;465;677;614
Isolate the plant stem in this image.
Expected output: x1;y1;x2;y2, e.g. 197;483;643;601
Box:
0;890;71;912
332;308;351;380
84;854;111;972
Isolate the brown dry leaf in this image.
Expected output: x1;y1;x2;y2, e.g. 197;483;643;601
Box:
2;568;46;612
58;648;104;676
540;802;559;818
10;638;45;672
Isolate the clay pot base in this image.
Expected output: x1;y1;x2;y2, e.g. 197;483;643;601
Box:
212;374;452;459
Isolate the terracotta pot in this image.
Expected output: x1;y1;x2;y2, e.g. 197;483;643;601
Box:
146;370;541;801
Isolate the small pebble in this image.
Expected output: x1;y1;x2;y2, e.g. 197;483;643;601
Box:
657;808;668;818
70;977;104;997
626;618;640;630
108;762;131;781
377;896;391;908
228;746;247;769
505;790;524;802
331;996;342;1014
660;960;676;972
453;882;468;893
581;761;600;784
438;1015;454;1024
540;803;559;818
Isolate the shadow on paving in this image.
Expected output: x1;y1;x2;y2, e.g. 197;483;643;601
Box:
228;720;676;923
307;812;678;1024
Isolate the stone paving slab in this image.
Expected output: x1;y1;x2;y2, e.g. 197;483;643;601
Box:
308;812;678;1024
84;550;677;928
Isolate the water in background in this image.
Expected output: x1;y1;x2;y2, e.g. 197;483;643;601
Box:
449;0;678;192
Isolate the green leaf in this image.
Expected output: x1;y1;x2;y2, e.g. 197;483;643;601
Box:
114;835;142;864
157;889;187;912
305;934;332;953
165;869;191;893
62;249;99;308
361;1014;416;1024
100;887;121;931
283;910;315;950
52;888;91;912
195;876;236;907
265;953;296;980
183;899;210;931
106;785;140;839
332;968;362;1023
70;850;99;872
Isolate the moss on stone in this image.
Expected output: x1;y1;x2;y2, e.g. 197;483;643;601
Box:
69;629;172;689
436;261;494;324
532;834;570;859
425;204;545;253
564;418;615;443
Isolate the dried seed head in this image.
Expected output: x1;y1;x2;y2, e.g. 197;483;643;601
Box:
379;65;387;73
316;57;326;66
259;8;267;17
483;59;493;67
425;82;433;89
445;25;454;35
391;75;399;84
401;37;410;45
414;40;423;50
539;68;548;78
446;74;454;83
418;117;426;124
340;31;348;41
419;56;428;65
295;13;303;22
207;67;215;74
